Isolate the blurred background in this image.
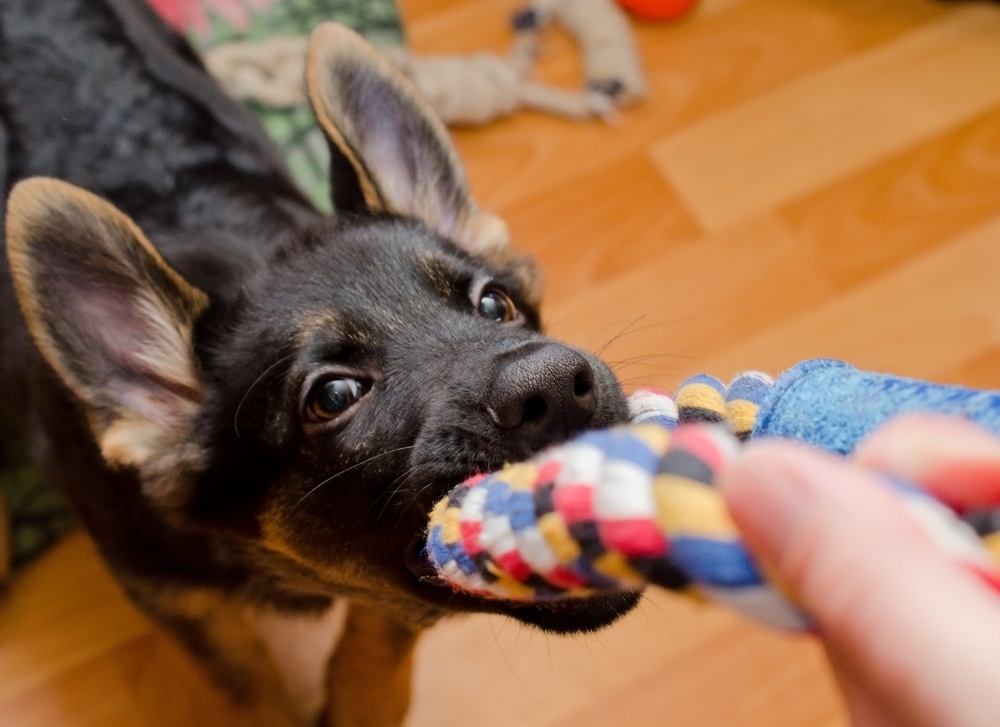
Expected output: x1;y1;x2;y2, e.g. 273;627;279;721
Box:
4;0;1000;724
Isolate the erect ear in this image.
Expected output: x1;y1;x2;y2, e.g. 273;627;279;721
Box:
306;23;516;264
5;178;209;505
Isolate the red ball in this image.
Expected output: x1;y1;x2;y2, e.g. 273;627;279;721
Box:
618;0;697;21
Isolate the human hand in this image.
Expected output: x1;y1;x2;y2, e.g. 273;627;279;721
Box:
718;415;1000;727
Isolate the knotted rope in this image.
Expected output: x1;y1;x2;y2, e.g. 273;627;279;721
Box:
425;371;1000;630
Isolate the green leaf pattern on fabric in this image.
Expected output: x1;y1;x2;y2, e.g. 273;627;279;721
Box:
196;0;405;211
1;465;73;570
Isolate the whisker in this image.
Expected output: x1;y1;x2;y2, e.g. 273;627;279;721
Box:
594;314;647;357
614;376;676;390
583;314;647;352
596;318;710;358
387;471;449;532
611;350;704;365
369;461;429;524
608;352;702;373
359;455;452;528
291;445;416;513
590;313;710;360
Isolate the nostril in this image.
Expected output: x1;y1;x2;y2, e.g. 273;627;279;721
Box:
522;395;548;424
486;346;599;438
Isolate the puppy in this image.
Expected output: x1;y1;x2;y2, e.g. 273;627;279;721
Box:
0;1;638;725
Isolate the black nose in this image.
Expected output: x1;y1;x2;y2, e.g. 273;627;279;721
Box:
486;344;597;448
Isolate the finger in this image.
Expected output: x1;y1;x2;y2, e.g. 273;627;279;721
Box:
826;651;902;727
720;441;1000;727
854;415;1000;510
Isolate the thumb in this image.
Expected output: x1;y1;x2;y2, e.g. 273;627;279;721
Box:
719;441;1000;727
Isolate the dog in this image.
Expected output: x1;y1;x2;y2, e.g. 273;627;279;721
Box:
0;1;639;724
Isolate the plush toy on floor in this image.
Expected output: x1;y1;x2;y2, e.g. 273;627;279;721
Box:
201;0;650;126
424;360;1000;630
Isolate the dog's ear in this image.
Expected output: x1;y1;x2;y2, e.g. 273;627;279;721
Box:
305;23;514;263
5;178;209;505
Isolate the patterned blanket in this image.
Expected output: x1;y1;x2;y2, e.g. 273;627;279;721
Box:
153;0;403;210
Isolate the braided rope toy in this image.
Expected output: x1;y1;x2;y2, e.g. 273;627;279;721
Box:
425;360;1000;630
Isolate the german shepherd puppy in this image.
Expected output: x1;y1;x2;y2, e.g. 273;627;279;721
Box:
0;1;638;724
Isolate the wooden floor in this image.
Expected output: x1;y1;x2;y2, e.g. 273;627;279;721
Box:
5;0;1000;724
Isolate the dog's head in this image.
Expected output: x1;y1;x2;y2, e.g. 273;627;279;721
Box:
4;24;637;631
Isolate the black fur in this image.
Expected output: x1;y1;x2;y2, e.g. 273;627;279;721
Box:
0;0;638;721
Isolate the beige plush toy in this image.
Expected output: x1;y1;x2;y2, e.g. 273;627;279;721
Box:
203;0;646;125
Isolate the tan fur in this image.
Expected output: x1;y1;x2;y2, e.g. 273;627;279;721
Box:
100;416;179;469
259;514;424;727
305;24;522;269
508;254;546;310
5;179;210;503
325;604;420;727
247;600;349;725
295;309;378;352
145;585;308;727
305;22;465;204
133;292;205;396
156;582;414;727
261;516;328;574
6;178;209;329
305;26;385;212
460;209;512;260
260;513;393;598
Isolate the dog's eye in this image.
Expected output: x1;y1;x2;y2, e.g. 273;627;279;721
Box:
477;287;517;323
308;377;370;422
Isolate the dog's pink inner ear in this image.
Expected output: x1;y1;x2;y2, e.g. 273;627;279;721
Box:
305;23;515;261
5;178;208;484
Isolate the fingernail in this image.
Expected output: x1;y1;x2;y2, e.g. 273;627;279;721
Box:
856;416;1000;510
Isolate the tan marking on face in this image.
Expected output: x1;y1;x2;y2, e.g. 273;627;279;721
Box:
260;514;321;573
259;509;404;601
457;210;511;260
295;310;343;346
417;251;457;300
509;253;546;309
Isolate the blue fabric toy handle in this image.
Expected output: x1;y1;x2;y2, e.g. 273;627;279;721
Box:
424;362;1000;630
754;359;1000;453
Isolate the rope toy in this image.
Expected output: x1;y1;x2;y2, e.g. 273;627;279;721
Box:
425;360;1000;630
201;0;647;125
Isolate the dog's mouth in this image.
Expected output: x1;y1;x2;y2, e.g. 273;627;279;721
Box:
395;359;638;633
401;531;642;633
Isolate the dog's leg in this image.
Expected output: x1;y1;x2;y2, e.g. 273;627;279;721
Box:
130;583;310;727
324;604;421;727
